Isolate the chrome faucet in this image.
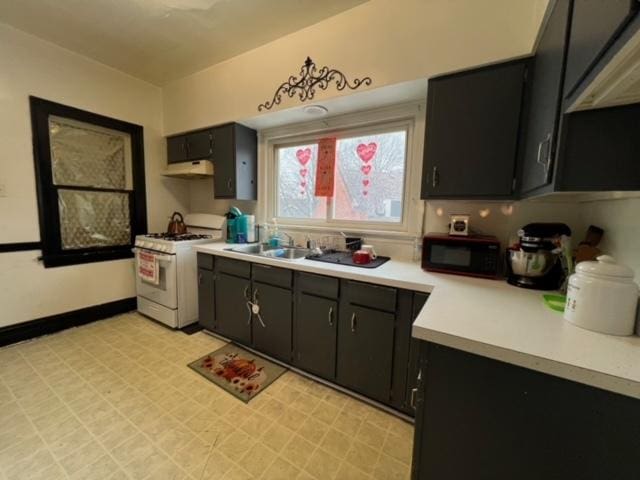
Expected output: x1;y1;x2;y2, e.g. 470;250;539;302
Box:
280;232;295;247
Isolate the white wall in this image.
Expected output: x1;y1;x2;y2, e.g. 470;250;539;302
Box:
0;23;189;327
581;198;640;277
424;200;586;248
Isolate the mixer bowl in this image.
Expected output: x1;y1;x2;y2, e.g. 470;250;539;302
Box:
508;249;556;277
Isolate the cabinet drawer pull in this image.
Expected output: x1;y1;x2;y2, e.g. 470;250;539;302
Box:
536;133;552;178
328;307;334;327
431;166;439;188
410;387;418;410
350;312;356;333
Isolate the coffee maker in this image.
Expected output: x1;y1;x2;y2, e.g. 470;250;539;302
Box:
507;223;572;290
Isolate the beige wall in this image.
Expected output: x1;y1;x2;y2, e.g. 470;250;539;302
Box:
582;198;640;276
163;0;548;218
162;0;547;135
0;23;189;327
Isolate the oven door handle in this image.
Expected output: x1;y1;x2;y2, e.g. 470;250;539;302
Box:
134;249;174;263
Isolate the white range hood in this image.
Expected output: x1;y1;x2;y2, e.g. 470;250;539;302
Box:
162;160;213;179
569;25;640;112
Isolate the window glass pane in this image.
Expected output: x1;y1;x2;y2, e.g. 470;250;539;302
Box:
58;189;131;250
333;131;406;223
276;143;327;219
49;116;132;190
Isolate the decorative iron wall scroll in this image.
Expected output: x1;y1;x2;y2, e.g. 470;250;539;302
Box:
258;57;372;111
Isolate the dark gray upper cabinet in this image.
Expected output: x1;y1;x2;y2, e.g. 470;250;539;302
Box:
421;59;527;199
213;123;257;200
214;272;251;344
251;282;292;362
519;0;640;196
167;129;213;164
186;130;213;160
564;0;638;98
167;135;187;164
519;0;572;195
165;123;257;200
556;103;640;190
294;292;338;380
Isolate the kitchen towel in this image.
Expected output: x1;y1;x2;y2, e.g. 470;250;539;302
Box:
137;250;159;285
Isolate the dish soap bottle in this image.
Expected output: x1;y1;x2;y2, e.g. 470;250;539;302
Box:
268;219;281;248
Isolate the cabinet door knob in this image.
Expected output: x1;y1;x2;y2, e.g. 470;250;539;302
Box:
432;166;439;188
198;273;202;285
328;307;334;327
243;285;250;300
350;312;357;333
227;178;233;191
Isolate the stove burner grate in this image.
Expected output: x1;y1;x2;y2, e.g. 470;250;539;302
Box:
144;233;213;241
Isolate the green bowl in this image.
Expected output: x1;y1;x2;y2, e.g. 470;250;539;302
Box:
543;294;566;312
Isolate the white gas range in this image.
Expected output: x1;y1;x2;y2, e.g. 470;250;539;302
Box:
134;213;224;329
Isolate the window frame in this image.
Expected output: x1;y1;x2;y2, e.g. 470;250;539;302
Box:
259;102;425;237
30;96;147;268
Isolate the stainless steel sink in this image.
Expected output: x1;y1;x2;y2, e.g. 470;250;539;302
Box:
226;244;309;260
227;244;266;255
260;247;310;260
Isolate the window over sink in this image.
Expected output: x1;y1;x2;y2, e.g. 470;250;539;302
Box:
262;103;425;236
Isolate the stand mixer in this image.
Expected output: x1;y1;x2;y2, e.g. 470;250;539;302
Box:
507;223;572;290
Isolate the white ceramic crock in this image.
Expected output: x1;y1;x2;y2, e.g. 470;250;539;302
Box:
564;255;639;336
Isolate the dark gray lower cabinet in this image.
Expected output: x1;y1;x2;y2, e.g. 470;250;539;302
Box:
215;272;251;344
197;268;215;331
252;282;292;362
197;254;429;415
412;342;640;480
294;293;337;380
404;293;429;412
337;304;395;403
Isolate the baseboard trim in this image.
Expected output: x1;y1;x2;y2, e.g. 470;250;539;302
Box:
0;297;137;347
0;242;41;253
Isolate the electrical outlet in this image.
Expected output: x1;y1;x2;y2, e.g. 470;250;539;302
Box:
0;184;6;197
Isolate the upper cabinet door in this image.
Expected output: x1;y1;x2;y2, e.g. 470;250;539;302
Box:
212;124;236;198
564;0;638;98
167;136;187;164
185;130;213;161
421;59;526;199
519;0;572;195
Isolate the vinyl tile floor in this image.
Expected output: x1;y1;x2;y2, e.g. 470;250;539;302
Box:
0;313;413;479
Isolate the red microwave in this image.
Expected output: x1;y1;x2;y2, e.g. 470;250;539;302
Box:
422;233;500;279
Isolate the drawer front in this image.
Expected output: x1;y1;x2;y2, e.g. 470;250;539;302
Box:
252;264;292;289
215;257;251;278
197;253;214;271
345;280;397;312
297;272;339;299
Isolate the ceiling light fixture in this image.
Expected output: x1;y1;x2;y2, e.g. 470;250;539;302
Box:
303;105;328;116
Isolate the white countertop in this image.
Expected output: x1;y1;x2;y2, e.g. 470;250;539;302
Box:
195;242;640;400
